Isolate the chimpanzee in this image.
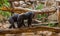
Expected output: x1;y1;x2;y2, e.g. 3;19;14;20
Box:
8;11;34;28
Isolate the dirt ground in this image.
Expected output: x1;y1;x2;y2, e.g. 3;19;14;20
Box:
5;31;60;36
0;21;60;36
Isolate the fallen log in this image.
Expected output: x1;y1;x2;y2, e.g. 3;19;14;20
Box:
13;7;57;14
0;6;57;14
0;26;60;34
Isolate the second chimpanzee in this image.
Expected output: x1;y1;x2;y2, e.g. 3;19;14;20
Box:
8;11;34;28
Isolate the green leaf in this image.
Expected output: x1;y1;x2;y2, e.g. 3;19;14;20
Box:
36;4;44;10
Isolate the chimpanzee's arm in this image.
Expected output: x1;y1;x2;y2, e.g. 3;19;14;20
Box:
8;18;16;28
26;12;34;27
17;14;26;28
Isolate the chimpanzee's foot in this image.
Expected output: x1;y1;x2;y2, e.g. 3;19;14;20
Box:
9;27;12;29
9;26;16;29
9;26;12;29
17;25;22;28
9;27;16;29
28;25;32;28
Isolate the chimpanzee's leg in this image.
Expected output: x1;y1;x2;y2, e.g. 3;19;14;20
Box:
8;18;16;28
17;15;23;28
27;12;34;27
21;19;26;27
17;21;22;28
27;17;32;27
17;19;22;28
17;15;26;28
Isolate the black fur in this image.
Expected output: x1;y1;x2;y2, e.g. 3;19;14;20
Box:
8;12;34;28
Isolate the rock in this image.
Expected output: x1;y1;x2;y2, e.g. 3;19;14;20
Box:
48;12;58;21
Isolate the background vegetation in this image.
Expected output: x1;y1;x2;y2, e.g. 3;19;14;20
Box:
0;0;56;27
0;0;11;18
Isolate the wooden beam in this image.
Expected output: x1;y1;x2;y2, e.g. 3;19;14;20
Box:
0;26;60;34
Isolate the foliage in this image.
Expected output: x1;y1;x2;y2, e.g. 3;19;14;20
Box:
0;0;11;18
0;11;11;18
36;4;44;10
0;0;10;7
35;4;44;19
0;0;4;7
35;4;57;27
37;14;48;19
48;23;56;27
35;4;48;22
